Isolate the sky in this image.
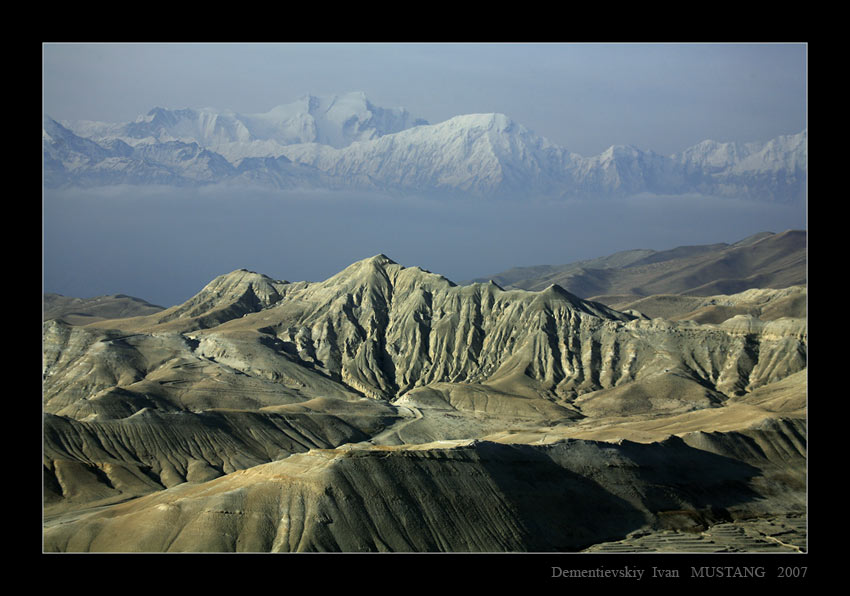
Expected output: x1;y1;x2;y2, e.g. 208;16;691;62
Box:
43;42;806;157
42;43;808;307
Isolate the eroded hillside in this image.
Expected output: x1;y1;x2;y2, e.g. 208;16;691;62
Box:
42;249;807;553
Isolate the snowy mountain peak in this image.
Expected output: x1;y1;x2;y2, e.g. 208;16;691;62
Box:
44;95;807;202
436;113;546;145
249;91;428;149
600;144;643;160
57;92;430;160
42;115;63;139
445;113;514;130
672;129;807;176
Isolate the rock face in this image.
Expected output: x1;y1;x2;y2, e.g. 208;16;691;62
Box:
42;251;807;552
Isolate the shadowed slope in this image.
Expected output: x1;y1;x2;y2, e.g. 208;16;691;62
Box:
44;436;776;553
43;401;394;516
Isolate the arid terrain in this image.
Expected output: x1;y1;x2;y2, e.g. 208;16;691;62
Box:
42;230;806;553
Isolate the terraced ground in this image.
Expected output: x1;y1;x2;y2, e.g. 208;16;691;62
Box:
583;514;807;553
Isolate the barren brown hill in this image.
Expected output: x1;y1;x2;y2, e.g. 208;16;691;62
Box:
603;285;807;323
43;424;804;553
471;230;805;303
43;293;165;325
42;250;806;553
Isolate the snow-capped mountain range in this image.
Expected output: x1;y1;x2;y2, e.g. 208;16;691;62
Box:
43;91;807;201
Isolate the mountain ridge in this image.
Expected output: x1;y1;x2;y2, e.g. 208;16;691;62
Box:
44;93;807;201
45;232;805;325
470;230;806;300
55;246;804;410
63;92;429;154
42;243;807;552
